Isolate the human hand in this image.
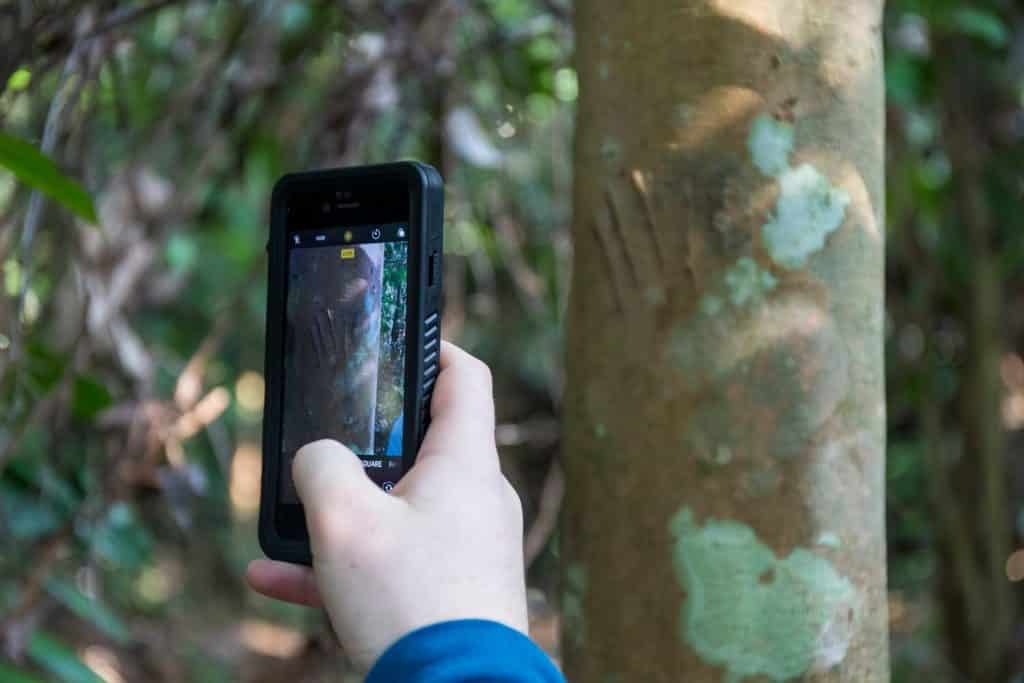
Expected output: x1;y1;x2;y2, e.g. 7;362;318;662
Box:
246;341;528;672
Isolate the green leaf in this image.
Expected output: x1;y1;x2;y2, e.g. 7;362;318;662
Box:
90;502;153;571
949;7;1007;48
0;482;64;540
7;68;32;92
25;341;68;394
45;577;130;645
0;663;47;682
26;631;104;683
165;233;199;273
0;132;97;223
884;55;922;108
71;375;114;421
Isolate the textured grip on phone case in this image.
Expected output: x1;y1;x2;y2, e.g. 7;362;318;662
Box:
420;311;440;437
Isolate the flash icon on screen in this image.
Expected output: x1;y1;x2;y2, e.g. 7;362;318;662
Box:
343;230;353;242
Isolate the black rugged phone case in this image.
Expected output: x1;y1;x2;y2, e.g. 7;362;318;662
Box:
259;161;444;565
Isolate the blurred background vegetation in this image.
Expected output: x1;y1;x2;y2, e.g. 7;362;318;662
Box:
0;0;1021;681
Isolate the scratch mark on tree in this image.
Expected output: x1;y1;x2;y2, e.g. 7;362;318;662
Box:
590;212;627;313
602;187;642;288
630;169;667;275
681;179;701;292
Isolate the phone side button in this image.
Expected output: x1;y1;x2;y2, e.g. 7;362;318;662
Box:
424;363;438;380
423;377;436;395
428;251;440;288
424;324;439;339
424;337;438;352
424;350;439;365
425;312;439;326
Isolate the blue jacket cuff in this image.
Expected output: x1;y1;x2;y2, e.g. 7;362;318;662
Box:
365;619;564;683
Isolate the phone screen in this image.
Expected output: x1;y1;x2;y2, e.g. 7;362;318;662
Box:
279;222;409;500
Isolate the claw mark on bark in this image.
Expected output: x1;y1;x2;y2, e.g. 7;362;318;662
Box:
312;313;327;367
681;180;701;291
629;169;667;275
602;187;641;288
590;212;627;313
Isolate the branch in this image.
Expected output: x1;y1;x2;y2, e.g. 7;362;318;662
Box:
82;0;181;40
524;457;564;567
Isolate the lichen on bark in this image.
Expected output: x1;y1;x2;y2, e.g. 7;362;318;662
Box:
747;113;851;270
669;508;861;681
763;164;850;270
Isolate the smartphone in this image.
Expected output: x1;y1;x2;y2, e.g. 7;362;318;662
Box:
259;162;443;564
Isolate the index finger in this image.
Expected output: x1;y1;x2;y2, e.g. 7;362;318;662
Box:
417;341;497;467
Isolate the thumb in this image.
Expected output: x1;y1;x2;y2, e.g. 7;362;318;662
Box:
292;439;393;547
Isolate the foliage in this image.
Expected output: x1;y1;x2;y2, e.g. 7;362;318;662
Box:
0;133;97;223
884;0;1024;680
0;0;572;679
0;0;1019;680
376;239;408;441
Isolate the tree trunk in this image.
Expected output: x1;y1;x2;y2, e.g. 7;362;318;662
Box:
562;1;889;681
936;37;1015;682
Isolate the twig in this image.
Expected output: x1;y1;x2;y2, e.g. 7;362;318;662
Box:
30;0;186;78
81;0;181;40
524;457;564;567
5;31;87;385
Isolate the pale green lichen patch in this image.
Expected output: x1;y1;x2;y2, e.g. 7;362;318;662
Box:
748;114;794;176
816;531;841;549
700;293;724;316
669;508;859;681
724;257;778;306
748;113;850;271
562;562;588;648
670;295;847;462
694;257;776;321
762;164;850;270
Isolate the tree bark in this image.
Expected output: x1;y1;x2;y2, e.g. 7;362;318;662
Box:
937;37;1015;682
562;1;888;681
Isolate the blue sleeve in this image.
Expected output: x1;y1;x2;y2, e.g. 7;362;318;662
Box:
365;619;566;683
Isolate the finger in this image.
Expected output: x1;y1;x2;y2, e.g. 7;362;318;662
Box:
418;341;497;468
292;439;396;543
431;341;495;422
245;559;323;607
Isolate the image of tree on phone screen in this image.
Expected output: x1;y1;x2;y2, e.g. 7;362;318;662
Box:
375;240;408;457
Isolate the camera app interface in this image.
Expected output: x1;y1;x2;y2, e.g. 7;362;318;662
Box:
280;223;408;500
